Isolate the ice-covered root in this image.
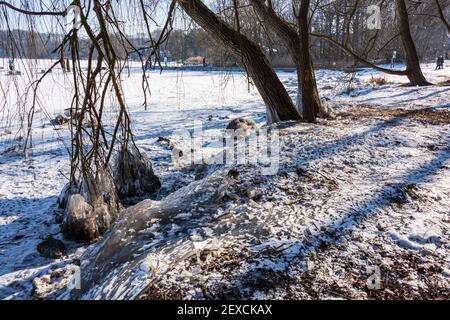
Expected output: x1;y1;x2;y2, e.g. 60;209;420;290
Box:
296;90;334;120
318;97;334;119
112;145;161;200
32;264;80;299
63;195;114;243
71;169;239;299
59;170;121;243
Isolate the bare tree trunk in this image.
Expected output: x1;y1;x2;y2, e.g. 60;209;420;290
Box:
249;0;322;123
178;0;301;123
297;0;321;122
396;0;431;86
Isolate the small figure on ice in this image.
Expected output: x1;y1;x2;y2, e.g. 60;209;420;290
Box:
390;51;397;69
8;57;14;72
435;56;444;70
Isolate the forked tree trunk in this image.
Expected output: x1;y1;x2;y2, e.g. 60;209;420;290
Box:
396;0;431;86
177;0;301;123
249;0;323;123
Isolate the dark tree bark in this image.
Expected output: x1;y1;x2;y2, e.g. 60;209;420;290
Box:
178;0;301;123
297;0;322;122
434;0;450;35
396;0;431;86
249;0;322;123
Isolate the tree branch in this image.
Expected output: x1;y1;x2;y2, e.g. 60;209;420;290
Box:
310;33;409;76
0;1;66;16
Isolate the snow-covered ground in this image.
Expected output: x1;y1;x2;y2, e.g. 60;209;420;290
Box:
0;61;448;299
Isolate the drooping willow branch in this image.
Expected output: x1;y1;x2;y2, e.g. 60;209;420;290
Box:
1;0;176;195
310;33;409;76
0;1;67;16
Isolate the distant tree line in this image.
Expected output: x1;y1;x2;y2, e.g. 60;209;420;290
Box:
1;8;448;69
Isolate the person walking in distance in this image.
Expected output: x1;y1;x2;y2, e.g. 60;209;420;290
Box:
436;56;444;70
390;51;397;69
439;56;444;70
8;57;14;72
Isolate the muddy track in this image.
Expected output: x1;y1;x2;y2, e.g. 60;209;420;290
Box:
334;105;450;124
